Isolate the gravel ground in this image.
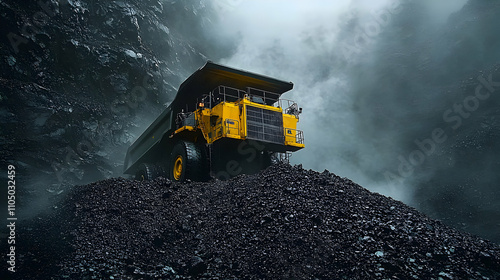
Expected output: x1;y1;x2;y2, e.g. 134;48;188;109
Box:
11;164;500;279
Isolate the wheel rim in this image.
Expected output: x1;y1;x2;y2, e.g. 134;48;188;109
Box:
173;155;183;180
136;170;146;181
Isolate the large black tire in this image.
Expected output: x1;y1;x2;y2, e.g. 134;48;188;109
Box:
170;141;209;182
135;163;158;181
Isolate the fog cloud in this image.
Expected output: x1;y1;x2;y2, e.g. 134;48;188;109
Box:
210;0;500;243
212;0;448;201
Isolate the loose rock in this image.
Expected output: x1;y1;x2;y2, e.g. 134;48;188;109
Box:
13;164;500;279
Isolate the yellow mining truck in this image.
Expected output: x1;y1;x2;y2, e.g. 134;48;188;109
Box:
123;61;304;181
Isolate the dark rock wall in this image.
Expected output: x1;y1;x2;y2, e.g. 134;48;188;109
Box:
0;0;223;218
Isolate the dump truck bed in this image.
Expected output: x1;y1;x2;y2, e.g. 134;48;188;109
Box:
172;61;293;109
123;106;174;174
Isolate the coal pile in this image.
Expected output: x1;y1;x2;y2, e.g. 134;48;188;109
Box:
14;164;500;279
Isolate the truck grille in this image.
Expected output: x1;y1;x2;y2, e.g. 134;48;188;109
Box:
246;106;284;144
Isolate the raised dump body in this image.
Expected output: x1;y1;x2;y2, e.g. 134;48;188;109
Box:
124;61;304;181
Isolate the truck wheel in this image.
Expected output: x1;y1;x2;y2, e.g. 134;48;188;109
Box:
135;163;166;181
135;163;154;181
170;141;208;182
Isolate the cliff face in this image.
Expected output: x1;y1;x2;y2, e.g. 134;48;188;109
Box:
0;0;222;215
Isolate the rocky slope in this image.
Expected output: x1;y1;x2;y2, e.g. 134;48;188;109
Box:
0;0;225;218
10;164;500;279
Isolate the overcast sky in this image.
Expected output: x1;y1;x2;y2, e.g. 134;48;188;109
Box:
212;0;468;202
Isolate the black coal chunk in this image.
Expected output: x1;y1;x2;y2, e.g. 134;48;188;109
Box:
15;164;500;279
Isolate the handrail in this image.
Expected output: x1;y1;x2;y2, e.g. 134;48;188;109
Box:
211;85;246;105
284;128;304;145
208;85;301;118
246;86;280;105
276;99;301;118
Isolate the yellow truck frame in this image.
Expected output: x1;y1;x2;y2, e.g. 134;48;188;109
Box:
123;61;304;181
